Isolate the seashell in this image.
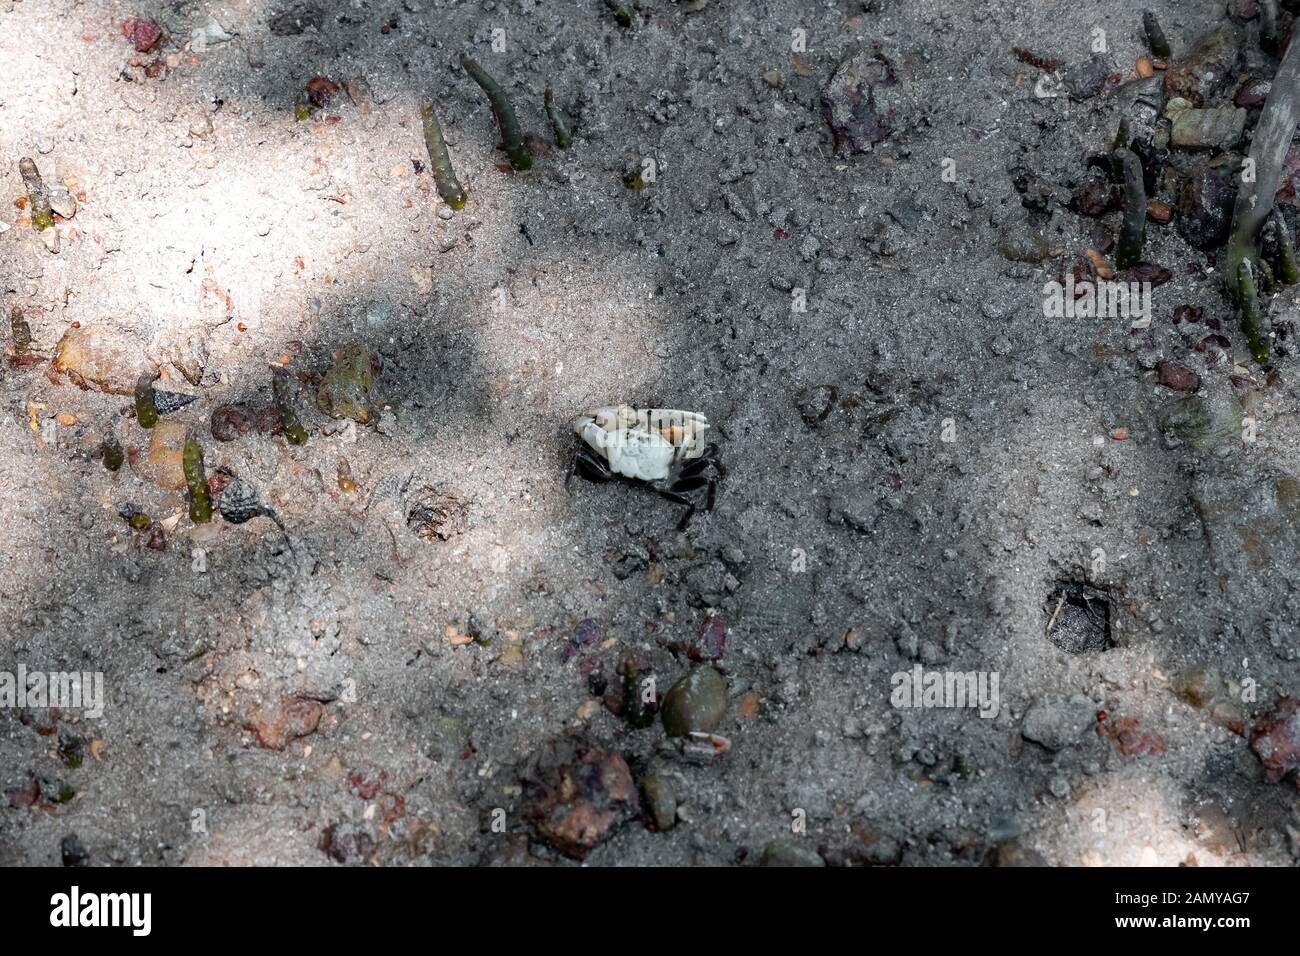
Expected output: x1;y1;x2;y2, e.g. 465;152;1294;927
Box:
218;478;282;531
153;389;198;415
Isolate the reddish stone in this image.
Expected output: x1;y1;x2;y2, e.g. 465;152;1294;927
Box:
377;792;405;823
348;770;386;800
126;18;163;53
1250;698;1300;783
144;524;167;551
1235;76;1271;109
820;47;899;154
520;735;639;859
6;777;40;808
319;823;374;864
306;76;340;108
211;403;283;442
1157;361;1202;392
244;698;323;750
1103;715;1167;758
1073;175;1117;217
690;613;727;661
1119;262;1173;287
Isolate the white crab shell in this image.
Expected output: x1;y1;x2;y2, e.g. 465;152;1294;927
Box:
574;405;710;482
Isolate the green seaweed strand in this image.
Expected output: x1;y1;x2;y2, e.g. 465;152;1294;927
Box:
102;439;124;472
544;86;571;150
272;370;309;445
1225;27;1300;292
1142;10;1170;60
19;158;54;232
419;96;468;210
1108;117;1131;182
1225;33;1300;365
134;372;159;429
619;657;654;728
1261;0;1280;54
1271;207;1299;285
1238;259;1271;365
604;0;633;28
10;306;31;353
461;55;533;172
1259;256;1277;293
1114;148;1146;270
183;438;213;524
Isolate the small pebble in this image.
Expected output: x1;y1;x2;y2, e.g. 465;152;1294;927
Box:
761;839;825;867
48;190;77;219
661;665;727;737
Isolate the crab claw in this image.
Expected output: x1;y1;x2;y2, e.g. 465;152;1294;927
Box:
643;408;709;457
577;405;632;432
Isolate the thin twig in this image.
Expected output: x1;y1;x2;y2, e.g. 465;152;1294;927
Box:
1045;590;1067;635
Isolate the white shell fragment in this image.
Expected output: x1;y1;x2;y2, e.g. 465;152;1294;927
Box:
48;188;77;220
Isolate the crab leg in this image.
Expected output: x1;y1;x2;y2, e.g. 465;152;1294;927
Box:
653;487;697;531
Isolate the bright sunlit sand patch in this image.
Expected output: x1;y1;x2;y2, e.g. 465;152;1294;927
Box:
1049;769;1245;867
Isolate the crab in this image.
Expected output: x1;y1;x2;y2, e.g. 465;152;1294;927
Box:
566;405;723;529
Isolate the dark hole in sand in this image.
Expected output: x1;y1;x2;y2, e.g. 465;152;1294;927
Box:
406;486;471;541
1045;581;1112;653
